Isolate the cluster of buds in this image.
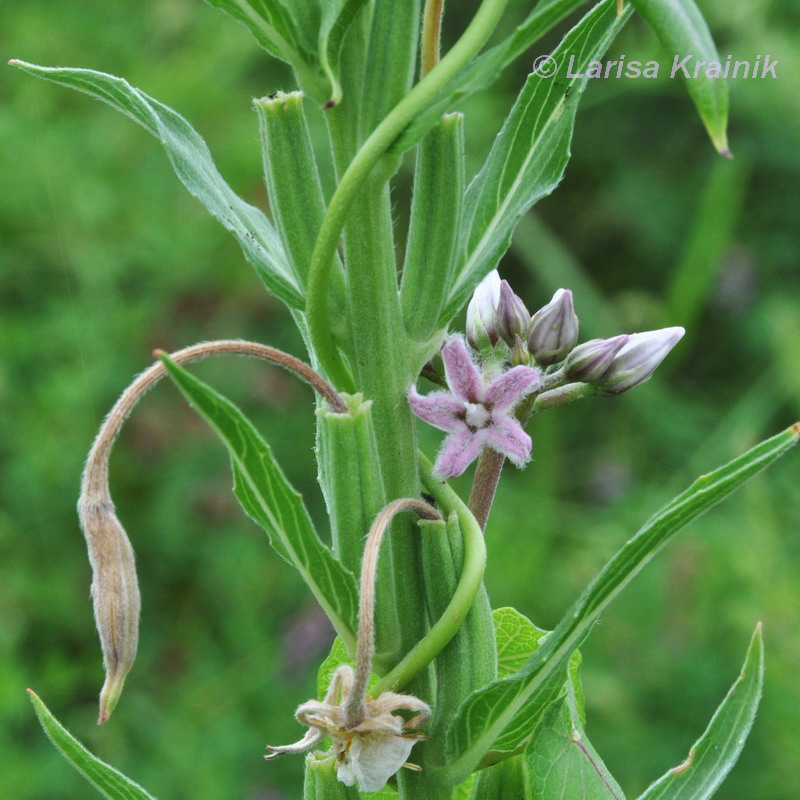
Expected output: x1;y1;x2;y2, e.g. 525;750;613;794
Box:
465;270;684;395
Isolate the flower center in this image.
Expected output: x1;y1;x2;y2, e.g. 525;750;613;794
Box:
464;402;490;430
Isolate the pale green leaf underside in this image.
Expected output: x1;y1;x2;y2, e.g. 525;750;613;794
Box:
636;624;764;800
629;0;729;154
443;425;798;783
160;355;358;652
525;698;625;800
442;0;630;326
27;690;158;800
9;60;302;309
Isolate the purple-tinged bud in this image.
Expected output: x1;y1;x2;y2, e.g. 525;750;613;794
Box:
600;327;685;394
527;289;579;366
496;280;531;347
564;334;629;383
466;270;501;351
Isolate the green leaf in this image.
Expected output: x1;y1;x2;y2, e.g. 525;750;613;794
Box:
205;0;367;105
636;624;765;800
442;425;799;784
159;355;358;653
494;607;547;679
524;697;625;800
441;0;629;326
27;689;157;800
629;0;730;155
318;0;370;107
390;0;589;154
484;608;584;755
9;60;302;309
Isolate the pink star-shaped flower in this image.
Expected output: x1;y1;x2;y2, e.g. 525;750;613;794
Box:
408;337;541;478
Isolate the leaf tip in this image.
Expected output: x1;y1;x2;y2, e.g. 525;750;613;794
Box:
791;421;800;437
8;59;21;66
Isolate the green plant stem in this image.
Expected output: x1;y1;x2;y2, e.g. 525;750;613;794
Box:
307;0;510;386
372;453;487;695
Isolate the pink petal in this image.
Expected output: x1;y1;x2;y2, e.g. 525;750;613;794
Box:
483;415;532;467
407;387;464;433
442;337;485;403
434;428;484;478
485;366;541;412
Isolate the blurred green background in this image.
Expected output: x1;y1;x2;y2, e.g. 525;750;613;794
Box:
2;0;798;797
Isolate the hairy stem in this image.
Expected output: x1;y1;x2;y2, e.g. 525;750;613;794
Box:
421;0;445;76
345;498;441;728
467;448;506;531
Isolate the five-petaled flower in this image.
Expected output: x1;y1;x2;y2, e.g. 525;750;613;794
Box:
408;336;541;478
266;664;430;792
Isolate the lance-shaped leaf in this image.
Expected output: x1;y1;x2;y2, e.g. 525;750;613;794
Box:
391;0;590;154
524;697;625;800
441;0;630;327
27;689;158;800
636;623;764;800
9;61;302;309
629;0;730;155
205;0;367;106
159;355;358;654
441;424;799;783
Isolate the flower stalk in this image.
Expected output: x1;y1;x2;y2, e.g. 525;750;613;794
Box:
79;340;345;722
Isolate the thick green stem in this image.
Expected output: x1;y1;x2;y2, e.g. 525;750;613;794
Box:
307;0;510;386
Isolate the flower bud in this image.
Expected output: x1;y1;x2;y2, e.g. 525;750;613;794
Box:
496;280;531;347
564;334;629;383
600;327;685;394
466;270;501;351
510;334;530;366
527;289;579;366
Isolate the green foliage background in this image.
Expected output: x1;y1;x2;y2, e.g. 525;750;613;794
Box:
1;0;798;797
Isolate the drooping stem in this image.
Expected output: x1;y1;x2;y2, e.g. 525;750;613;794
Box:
82;339;345;503
421;0;445;76
467;448;506;531
345;498;442;728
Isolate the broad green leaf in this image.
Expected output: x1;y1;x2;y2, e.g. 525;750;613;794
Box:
442;425;799;783
391;0;589;153
524;697;625;800
636;623;764;800
441;0;629;326
486;608;584;754
27;690;157;800
494;607;547;679
9;60;302;309
629;0;729;155
472;755;526;799
159;355;358;653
